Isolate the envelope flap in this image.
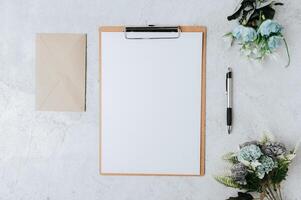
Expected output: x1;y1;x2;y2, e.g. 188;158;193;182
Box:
37;34;86;86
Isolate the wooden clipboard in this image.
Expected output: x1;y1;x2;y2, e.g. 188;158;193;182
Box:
99;26;206;176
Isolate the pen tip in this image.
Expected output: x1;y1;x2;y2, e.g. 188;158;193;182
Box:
227;127;232;134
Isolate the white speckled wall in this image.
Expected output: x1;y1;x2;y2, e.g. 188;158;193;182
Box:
1;0;301;199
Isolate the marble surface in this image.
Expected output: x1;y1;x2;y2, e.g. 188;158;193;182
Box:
1;0;301;199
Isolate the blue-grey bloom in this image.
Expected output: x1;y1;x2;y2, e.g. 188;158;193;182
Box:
256;156;277;179
242;27;257;43
268;36;283;50
231;163;248;185
232;25;257;43
262;142;287;158
258;20;283;37
232;25;244;39
237;144;262;163
240;141;259;149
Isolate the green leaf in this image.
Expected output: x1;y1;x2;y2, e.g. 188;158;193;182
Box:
243;173;263;192
271;159;289;184
224;32;233;37
260;132;275;144
214;176;241;189
293;140;300;155
284;153;296;161
284;140;300;160
222;152;239;164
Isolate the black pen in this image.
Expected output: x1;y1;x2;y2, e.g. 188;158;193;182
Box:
226;68;233;134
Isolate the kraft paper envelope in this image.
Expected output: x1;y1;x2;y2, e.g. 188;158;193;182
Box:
36;33;86;112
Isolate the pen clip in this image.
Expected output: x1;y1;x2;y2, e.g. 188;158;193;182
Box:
226;77;228;95
226;67;232;94
226;74;228;94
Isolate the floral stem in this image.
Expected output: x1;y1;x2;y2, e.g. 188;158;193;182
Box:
278;185;283;200
266;185;278;200
273;184;281;200
283;38;290;67
260;192;266;200
265;188;274;200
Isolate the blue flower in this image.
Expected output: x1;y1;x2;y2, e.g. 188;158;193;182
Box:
258;20;283;37
268;36;283;50
237;144;262;163
232;25;244;39
256;156;277;179
232;25;257;43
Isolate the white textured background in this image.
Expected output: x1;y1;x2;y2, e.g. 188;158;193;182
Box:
1;0;301;199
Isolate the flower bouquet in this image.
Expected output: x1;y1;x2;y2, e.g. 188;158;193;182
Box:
226;0;290;66
215;134;299;200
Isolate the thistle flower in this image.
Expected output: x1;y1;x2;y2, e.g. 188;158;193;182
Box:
237;144;262;163
261;142;287;158
231;163;248;185
258;19;283;37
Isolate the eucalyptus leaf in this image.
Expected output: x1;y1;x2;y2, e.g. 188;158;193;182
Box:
214;176;241;189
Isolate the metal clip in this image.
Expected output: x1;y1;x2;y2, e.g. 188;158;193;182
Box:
124;25;181;40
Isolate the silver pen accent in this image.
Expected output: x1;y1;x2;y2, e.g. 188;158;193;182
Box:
226;67;233;134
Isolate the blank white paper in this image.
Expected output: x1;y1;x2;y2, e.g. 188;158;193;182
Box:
101;31;203;175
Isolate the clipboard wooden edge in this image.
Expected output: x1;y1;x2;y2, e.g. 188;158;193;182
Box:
98;26;207;176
